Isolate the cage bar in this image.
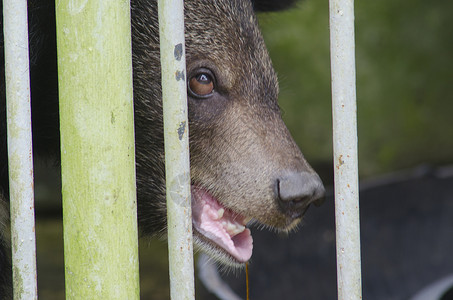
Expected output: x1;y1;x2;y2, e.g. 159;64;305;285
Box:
3;0;38;298
158;0;196;299
55;0;140;298
329;0;363;299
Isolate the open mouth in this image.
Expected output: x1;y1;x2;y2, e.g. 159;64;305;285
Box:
191;186;253;263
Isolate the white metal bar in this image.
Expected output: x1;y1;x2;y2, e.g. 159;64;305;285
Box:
329;0;363;299
2;0;38;299
158;0;195;299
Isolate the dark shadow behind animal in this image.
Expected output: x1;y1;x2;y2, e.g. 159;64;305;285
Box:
0;0;324;298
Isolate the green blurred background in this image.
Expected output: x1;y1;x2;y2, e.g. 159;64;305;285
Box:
259;0;453;178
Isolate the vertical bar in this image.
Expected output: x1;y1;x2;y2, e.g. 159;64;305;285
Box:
55;0;140;298
158;0;195;299
329;0;363;299
3;0;38;299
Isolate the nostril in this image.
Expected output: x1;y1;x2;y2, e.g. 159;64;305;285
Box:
276;172;325;213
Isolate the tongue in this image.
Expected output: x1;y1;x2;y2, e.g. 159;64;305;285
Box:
192;187;253;263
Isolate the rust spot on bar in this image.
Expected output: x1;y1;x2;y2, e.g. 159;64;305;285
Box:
174;43;183;61
178;121;186;140
175;70;185;81
337;155;344;169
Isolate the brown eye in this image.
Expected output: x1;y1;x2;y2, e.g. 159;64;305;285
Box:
188;72;214;98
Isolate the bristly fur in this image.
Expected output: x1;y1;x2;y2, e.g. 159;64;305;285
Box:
0;197;11;298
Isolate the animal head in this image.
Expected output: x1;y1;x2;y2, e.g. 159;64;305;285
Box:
132;0;325;266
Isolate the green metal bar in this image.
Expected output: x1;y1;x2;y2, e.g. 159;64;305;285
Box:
3;0;38;298
55;0;140;298
158;0;195;298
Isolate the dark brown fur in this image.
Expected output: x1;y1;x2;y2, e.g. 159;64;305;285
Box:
0;0;323;297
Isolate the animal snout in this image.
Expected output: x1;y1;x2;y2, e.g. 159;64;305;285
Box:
276;172;325;217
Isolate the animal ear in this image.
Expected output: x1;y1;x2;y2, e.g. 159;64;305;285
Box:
251;0;297;12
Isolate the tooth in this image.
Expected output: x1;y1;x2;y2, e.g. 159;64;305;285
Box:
216;208;224;219
226;223;245;236
226;223;235;231
205;205;219;219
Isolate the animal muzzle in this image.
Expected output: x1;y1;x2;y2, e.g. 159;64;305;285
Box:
275;171;325;219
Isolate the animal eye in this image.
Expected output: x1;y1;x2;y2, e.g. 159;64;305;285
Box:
188;72;214;98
